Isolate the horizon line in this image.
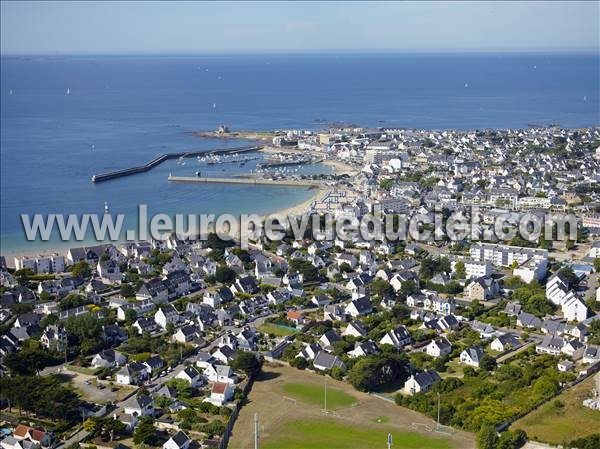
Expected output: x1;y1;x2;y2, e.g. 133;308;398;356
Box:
1;48;599;58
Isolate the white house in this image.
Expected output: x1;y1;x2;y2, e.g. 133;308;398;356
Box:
123;393;154;417
403;371;441;395
460;346;485;367
175;366;202;387
203;364;235;384
348;340;379;358
97;260;121;284
343;321;367;338
1;438;39;449
546;273;570;305
490;334;520;352
426;338;452;358
91;349;127;369
561;293;588;322
163;431;191;449
345;297;373;318
206;382;233;406
116;362;149;385
379;325;411;349
154;305;179;329
312;351;346;371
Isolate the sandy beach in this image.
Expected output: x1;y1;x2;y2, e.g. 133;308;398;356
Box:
1;186;332;267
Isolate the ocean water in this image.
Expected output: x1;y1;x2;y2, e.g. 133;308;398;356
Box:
1;53;598;254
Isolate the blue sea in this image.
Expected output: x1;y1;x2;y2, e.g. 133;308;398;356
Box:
1;53;598;254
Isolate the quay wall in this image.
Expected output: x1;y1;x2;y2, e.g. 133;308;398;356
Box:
167;175;322;187
91;145;262;183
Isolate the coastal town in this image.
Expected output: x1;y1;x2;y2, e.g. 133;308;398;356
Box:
1;124;600;449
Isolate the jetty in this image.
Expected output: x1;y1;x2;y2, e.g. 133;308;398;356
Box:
91;145;262;183
167;175;322;187
257;157;323;170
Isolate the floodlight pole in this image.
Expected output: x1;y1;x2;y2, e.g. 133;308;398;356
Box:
254;413;259;449
437;392;441;430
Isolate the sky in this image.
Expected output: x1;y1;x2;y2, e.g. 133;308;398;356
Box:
1;1;598;55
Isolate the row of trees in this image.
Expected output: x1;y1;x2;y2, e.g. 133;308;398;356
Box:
0;375;81;423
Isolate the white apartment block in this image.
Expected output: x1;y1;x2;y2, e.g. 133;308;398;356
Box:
14;255;65;274
470;243;548;267
450;258;492;279
518;196;551;210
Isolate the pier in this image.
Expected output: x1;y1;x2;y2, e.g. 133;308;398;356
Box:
167;175;322;187
257;157;323;169
91;145;262;183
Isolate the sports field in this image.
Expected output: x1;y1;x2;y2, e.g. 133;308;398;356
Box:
228;364;475;449
282;382;357;410
258;323;300;337
261;419;451;449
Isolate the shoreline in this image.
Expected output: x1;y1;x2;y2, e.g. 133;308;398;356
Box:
2;134;356;266
1;186;332;267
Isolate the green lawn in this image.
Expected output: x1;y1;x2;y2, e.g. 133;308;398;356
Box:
512;375;600;444
282;382;357;410
258;323;299;337
261;419;452;449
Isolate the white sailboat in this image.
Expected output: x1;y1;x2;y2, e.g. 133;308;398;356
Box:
66;88;71;95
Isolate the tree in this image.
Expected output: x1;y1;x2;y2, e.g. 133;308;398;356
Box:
290;357;308;370
102;418;126;441
165;378;192;399
477;425;499;449
379;178;393;191
133;417;157;445
120;283;135;297
124;307;138;324
330;366;346;380
497;430;527;449
71;261;91;279
289;259;319;282
4;346;61;375
166;322;175;335
400;279;419;297
15;268;35;286
467;300;484;319
569;434;600;449
594;258;600;273
371;278;394;298
0;375;81;422
215;266;236;283
339;262;353;273
479;354;496;372
347;354;408;392
419;257;450;280
230;351;261;376
83;417;102;435
454;261;466;279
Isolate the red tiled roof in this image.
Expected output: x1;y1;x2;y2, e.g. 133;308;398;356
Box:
13;425;47;442
30;429;47;442
13;425;30;438
212;382;227;394
287;311;302;320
